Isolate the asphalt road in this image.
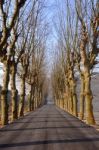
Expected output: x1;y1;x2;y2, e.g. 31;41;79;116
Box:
0;105;99;150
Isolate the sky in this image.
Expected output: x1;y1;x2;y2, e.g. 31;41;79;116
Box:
44;0;57;74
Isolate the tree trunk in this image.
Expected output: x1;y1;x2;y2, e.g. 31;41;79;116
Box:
79;74;85;120
84;70;95;125
1;62;10;125
67;71;73;114
66;97;68;112
38;90;42;107
68;90;73;114
33;96;36;110
67;79;73;114
28;85;33;112
19;76;25;117
10;63;18;121
37;88;39;108
72;95;77;116
33;88;37;110
31;95;34;111
65;84;69;112
31;86;35;111
72;81;78;117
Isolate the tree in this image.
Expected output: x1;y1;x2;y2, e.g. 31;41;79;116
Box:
0;0;27;125
18;0;47;116
75;0;99;124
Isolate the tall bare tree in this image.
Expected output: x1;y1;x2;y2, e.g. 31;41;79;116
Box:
75;0;99;124
0;0;27;125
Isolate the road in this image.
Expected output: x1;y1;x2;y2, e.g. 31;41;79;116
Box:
0;105;99;150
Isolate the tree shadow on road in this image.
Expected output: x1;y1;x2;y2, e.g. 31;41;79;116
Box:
0;138;99;148
0;125;91;132
10;120;81;124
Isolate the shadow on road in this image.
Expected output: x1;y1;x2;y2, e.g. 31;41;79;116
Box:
0;138;99;148
9;120;81;124
0;125;91;132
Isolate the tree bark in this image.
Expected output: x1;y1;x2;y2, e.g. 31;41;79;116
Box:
68;89;73;114
31;95;34;111
28;85;33;112
72;81;78;117
68;71;75;115
1;62;10;125
31;86;35;111
19;76;25;117
10;63;18;121
84;69;95;125
79;74;85;120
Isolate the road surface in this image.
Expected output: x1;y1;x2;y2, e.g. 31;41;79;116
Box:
0;105;99;150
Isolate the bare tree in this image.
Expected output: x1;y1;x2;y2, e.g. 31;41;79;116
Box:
75;0;99;124
0;0;28;125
